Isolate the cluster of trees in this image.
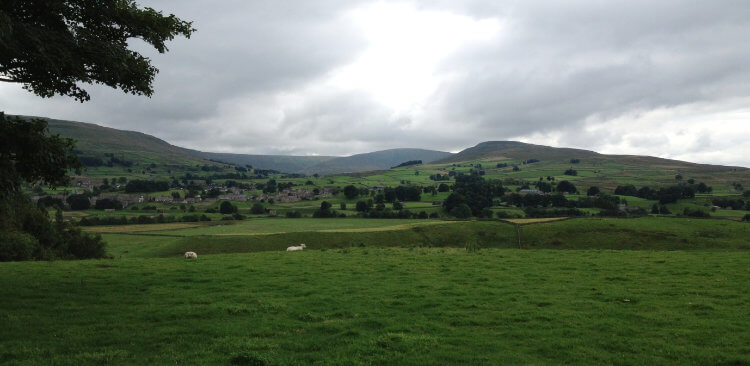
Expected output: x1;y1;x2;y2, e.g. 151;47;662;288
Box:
124;180;170;193
429;173;452;181
79;213;212;226
313;201;339;218
443;175;506;217
614;184;700;204
392;160;422;168
712;198;749;210
1;196;105;261
563;168;578;176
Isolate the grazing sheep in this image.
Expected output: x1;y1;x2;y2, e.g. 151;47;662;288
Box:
286;244;307;252
184;251;197;259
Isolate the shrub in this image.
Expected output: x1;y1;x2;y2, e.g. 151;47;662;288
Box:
450;204;472;219
0;231;37;261
64;228;106;259
94;198;122;210
742;214;750;222
683;207;710;218
66;194;91;210
219;201;238;214
285;211;302;218
250;203;265;214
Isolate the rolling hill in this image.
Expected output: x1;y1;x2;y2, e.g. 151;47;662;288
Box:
188;151;336;173
299;148;453;175
37;116;208;166
29;116;452;174
439;140;748;172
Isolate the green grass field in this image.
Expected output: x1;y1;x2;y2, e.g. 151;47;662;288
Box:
1;249;749;365
8;209;750;364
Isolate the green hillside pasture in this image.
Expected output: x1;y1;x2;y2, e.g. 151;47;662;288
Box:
142;218;447;236
520;217;750;250
99;217;750;259
1;250;748;365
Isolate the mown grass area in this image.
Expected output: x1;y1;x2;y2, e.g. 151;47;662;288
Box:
1;249;748;365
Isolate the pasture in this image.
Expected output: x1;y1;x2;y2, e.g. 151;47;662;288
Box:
4;216;750;364
1;249;749;365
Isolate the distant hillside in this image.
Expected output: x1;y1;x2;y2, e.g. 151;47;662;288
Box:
437;141;600;163
188;151;336;173
438;140;749;173
32;116;452;175
299;148;454;175
32;116;209;166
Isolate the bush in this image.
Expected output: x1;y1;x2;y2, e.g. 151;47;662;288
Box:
0;231;37;261
683;208;710;218
64;228;106;259
450;204;472;219
524;207;586;218
219;201;238;214
555;180;577;194
66;194;91;210
250;203;265;214
94;198;122;210
496;211;512;219
285;211;302;218
742;214;750;222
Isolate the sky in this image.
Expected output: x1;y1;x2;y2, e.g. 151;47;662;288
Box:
2;0;750;166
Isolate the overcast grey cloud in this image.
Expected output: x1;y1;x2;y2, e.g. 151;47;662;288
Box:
2;0;750;166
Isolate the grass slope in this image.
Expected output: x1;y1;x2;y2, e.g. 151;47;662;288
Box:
97;217;750;259
1;249;748;365
190;151;336;173
38;117;207;165
299;148;454;175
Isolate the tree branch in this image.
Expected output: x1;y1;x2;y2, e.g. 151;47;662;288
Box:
0;77;19;82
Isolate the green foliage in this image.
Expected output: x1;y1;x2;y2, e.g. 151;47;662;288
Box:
586;186;600;196
219;201;238;215
0;231;37;261
94;198;122;210
0;194;105;261
250;203;265;215
66;194;91;210
313;201;337;218
124;180;170;193
0;0;194;102
0;114;80;196
450;203;473;218
682;207;710;218
343;185;359;199
555;180;577;194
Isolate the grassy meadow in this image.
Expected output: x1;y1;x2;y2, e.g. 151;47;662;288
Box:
1;248;749;365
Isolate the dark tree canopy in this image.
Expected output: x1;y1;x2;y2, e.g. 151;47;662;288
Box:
0;0;194;102
0;113;80;197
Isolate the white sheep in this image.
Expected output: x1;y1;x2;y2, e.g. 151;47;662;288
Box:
286;244;307;251
184;251;197;259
